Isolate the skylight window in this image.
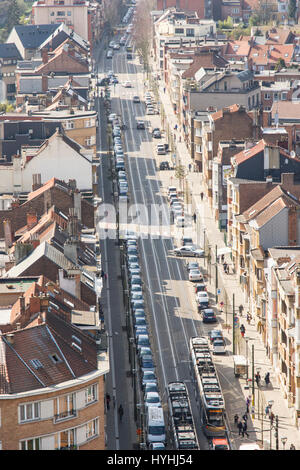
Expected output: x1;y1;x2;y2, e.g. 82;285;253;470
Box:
30;359;43;369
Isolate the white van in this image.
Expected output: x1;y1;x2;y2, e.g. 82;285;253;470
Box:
146;406;165;444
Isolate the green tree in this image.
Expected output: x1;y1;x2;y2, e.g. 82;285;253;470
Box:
6;0;22;33
275;58;286;71
288;0;297;20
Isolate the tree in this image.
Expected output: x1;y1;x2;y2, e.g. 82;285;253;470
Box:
288;0;297;20
275;58;286;71
132;0;154;74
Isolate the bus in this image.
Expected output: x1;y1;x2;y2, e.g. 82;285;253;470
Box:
167;382;199;449
146;406;166;445
189;337;226;437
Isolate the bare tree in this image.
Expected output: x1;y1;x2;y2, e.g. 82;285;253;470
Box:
104;0;123;31
132;0;154;73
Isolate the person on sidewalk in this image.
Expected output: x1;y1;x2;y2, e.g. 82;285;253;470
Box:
242;421;249;438
234;414;239;425
200;192;204;201
255;371;261;387
237;420;243;436
265;372;270;387
242;412;248;422
290;444;296;450
240;324;246;338
265;404;270;417
247;312;252;325
246;396;251;413
239;304;244;316
223;262;227;273
269;411;275;426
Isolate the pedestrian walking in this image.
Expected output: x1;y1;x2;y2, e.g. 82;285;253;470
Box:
223;262;227;273
226;264;230;274
269;411;275;426
242;412;248;422
247;312;252;325
104;272;108;281
101;269;105;278
290;444;296;450
234;414;239;425
237;420;243;436
242;421;249;438
265;372;270;387
240;324;246;338
200;192;204;201
163;87;166;93
118;404;124;422
193;213;196;223
255;371;261;387
246;396;250;413
239;304;244;316
189;163;192;171
221;254;225;263
265;405;270;417
106;393;111;410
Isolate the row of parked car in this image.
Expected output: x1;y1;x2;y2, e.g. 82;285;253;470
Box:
166;185;186;228
124;231;165;449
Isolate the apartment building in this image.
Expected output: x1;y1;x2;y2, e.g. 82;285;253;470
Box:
201;104;254;203
0;308;108;450
156;0;215;19
0;44;22;103
31;0;91;43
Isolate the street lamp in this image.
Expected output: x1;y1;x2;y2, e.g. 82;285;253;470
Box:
245;336;249;383
281;437;287;450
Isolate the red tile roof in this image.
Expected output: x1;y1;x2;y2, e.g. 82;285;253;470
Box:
249;44;295;66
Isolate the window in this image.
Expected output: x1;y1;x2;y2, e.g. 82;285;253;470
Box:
85;384;97;404
224;81;227;91
186;28;194;37
57;11;65;16
50;11;55;16
232;7;239;13
65;120;74;129
86;419;98;440
175;28;184;34
59;428;76;450
85;135;95;146
55;393;76;422
274;93;278;101
84;118;95;128
19;402;40;422
196;144;202;153
21;438;40;450
264;93;270;100
67;10;71;16
281;92;287;100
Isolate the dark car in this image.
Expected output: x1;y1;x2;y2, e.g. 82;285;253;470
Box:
153;129;161;138
98;77;110;86
159;161;170;170
202;308;217;323
137;121;145;130
127;53;133;59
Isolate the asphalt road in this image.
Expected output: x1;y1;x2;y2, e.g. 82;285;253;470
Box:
100;39;212;450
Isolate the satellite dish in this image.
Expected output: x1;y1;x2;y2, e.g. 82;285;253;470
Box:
291;151;296;158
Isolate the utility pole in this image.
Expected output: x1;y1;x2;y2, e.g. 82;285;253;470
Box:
215;244;218;304
252;344;255;412
275;415;279;450
233;293;235;354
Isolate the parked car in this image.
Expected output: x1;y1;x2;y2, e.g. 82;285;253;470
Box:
137;120;145;130
130;275;142;286
139;346;152;358
144;382;158;394
157;144;166;155
146;107;155;115
187;261;199;272
150;443;165;450
173;246;205;257
197;297;210;311
208;329;223;344
202;308;217;323
189;269;203;282
141;356;155;373
137;334;150;351
145;392;161;409
159;161;170;170
194;283;206;293
196;292;209;302
142;371;157;388
124;81;131;88
132;299;145;310
153;129;161;138
212;338;226;355
108;113;117;122
133;95;140;103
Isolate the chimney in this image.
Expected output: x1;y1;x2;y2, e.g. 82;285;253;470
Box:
27;211;38;229
16;322;21;330
41;48;49;64
6;334;14;345
19;295;25;315
67;208;79;239
265;175;273;183
41;74;48;92
3;219;13;251
73;189;82;222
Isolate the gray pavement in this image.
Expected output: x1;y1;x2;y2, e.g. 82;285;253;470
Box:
150;73;300;450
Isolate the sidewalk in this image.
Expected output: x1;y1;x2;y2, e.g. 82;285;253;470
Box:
149;77;300;450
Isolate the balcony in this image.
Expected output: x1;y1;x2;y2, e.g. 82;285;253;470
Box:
54;409;77;423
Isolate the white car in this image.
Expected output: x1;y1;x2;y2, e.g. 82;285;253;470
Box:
145;392;161;409
124;81;131;88
196;291;208;301
146;107;155;115
175;216;185;227
189;269;203;282
173;246;205;257
212;338;226;355
108;113;117;122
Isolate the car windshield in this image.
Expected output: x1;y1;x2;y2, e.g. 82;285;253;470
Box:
149;426;165;435
147;396;159;403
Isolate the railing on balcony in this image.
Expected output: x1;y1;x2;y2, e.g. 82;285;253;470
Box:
58;445;78;450
54;409;77;422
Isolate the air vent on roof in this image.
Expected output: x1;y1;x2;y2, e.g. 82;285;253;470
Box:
72;335;82;345
72;342;82;353
49;353;62;364
30;358;43;369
